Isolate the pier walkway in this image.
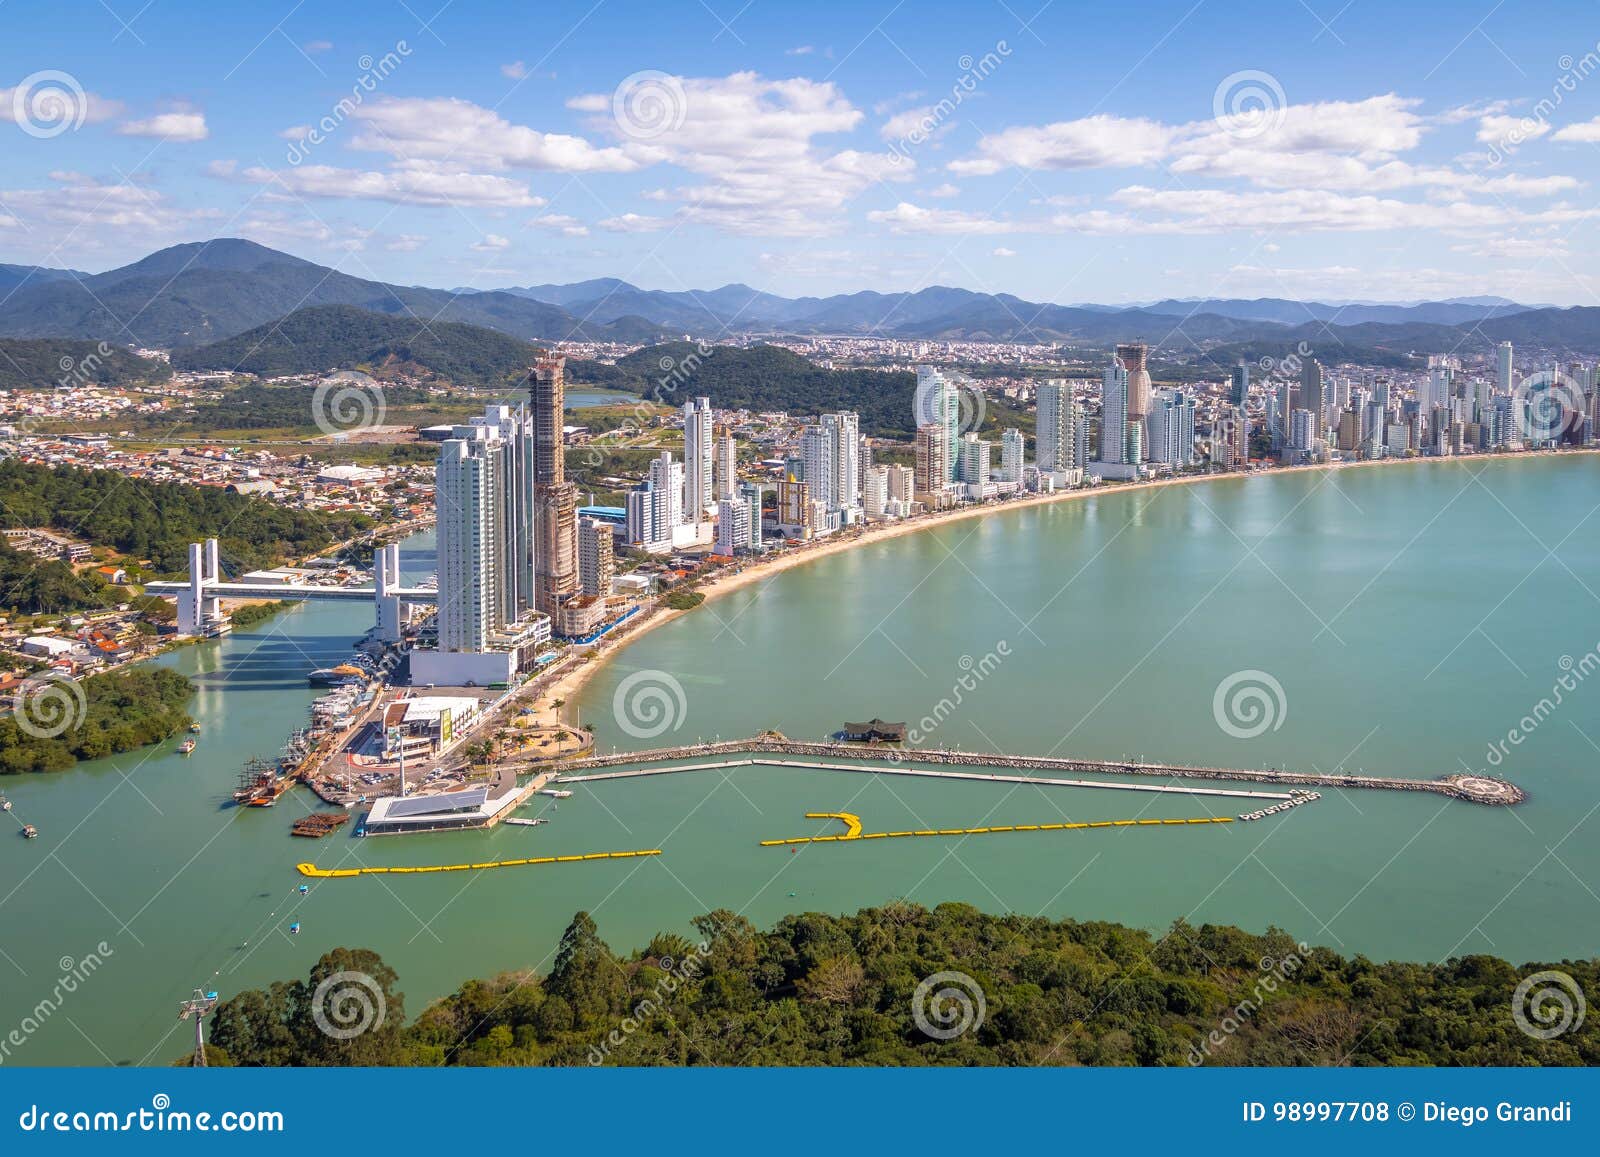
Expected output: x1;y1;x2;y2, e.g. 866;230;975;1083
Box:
540;738;1525;805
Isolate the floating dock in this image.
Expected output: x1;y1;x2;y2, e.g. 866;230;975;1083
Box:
295;847;661;878
760;810;1235;846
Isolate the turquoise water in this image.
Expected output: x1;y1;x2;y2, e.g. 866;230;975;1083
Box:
2;456;1597;1065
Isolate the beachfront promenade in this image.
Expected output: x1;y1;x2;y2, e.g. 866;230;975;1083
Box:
540;736;1527;806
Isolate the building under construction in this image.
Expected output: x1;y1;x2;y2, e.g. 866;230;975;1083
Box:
529;355;578;617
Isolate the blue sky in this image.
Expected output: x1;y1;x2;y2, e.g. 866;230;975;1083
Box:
5;0;1600;303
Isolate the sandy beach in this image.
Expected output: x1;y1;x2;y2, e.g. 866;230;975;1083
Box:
533;448;1597;726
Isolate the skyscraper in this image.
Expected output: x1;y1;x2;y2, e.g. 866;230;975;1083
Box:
1098;361;1131;466
577;516;614;598
417;401;547;686
914;422;948;498
1147;389;1195;466
1230;363;1249;409
801;412;863;516
915;365;962;483
1296;359;1324;434
529;356;577;616
712;426;736;501
998;428;1024;483
1036;379;1080;474
1116;342;1152;422
682;397;714;521
1498;341;1515;396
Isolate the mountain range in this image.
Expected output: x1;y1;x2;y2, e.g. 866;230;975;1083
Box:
4;238;1600;357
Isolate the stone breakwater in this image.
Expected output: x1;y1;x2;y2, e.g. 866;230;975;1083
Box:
543;738;1526;806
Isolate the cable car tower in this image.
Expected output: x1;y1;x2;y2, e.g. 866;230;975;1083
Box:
178;988;219;1067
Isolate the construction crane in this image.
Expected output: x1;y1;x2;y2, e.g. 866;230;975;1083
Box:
177;988;219;1067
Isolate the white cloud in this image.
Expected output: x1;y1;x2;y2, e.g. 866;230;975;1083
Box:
526;213;589;236
949;115;1175;175
236;162;546;207
867;202;1016;234
1552;116;1600;143
303;40;333;54
118;110;209;141
598;212;670;232
471;233;511;251
385;234;428;251
350;96;640;172
786;46;815;56
924;182;960;198
0;173;216;237
1453;236;1570;259
278;124;311;140
501;61;528;80
0;84;123;128
1478;113;1550;144
991;247;1016;257
570;71;904;236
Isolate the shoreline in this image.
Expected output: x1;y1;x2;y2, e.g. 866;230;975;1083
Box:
537;448;1598;727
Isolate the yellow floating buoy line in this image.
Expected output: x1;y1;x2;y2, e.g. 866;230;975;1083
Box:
760;813;1231;846
295;849;662;878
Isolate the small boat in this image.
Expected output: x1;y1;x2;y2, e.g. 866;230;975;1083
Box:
288;921;300;935
178;740;196;755
0;796;11;812
21;824;38;839
298;884;310;894
189;723;202;733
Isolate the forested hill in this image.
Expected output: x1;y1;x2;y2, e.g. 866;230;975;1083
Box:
569;342;917;437
0;338;172;390
203;903;1598;1068
0;459;369;575
170;305;542;387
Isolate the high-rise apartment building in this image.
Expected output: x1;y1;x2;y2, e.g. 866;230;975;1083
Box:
1147;389;1195;466
998;428;1024;483
416;401;548;687
529;355;577;617
1036;379;1080;474
1098;362;1131;466
914;422;949;498
682;397;714;522
712;426;737;501
577;516;614;598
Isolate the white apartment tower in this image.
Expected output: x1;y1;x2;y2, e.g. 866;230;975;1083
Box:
682;397;714;521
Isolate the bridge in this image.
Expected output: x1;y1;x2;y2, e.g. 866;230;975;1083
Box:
145;538;435;639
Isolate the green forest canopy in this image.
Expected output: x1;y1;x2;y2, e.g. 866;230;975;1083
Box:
0;666;193;773
204;903;1597;1068
0;459;369;576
